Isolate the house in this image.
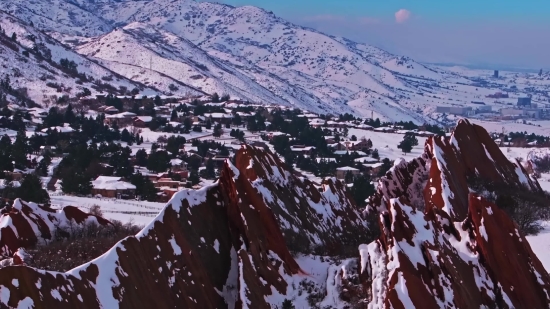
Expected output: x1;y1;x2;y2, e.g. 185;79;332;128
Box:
204;113;233;124
91;176;136;199
97;106;120;115
154;178;182;189
41;125;75;134
362;162;384;175
290;145;315;155
39;145;56;155
104;112;137;126
133;116;153;128
335;166;360;180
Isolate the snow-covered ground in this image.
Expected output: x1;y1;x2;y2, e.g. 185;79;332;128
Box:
49;194;165;226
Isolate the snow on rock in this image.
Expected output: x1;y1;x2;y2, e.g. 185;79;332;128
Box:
0;120;547;308
363;119;550;308
0;145;367;308
0;199;110;256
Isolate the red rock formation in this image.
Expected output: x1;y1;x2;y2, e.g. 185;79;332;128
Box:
0;146;367;309
0;199;110;256
233;145;370;255
0;121;547;308
361;119;550;308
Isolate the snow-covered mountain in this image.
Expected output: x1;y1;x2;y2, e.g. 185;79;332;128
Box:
3;0;473;119
0;11;176;106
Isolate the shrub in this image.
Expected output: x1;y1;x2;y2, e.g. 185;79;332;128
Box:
27;210;142;272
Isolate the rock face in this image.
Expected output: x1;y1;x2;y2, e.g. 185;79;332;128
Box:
0;145;368;309
0;120;548;308
0;199;110;257
362;119;550;308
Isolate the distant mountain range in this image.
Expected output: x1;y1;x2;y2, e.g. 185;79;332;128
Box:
2;0;481;121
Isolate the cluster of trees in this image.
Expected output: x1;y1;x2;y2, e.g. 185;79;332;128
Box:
1;173;51;207
468;175;550;235
210;92;230;103
397;133;419;153
59;58;78;74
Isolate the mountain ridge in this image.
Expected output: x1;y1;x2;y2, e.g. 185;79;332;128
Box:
1;0;467;120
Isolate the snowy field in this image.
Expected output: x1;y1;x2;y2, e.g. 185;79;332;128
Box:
49;194;165;226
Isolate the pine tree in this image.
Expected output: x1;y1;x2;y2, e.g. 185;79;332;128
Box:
204;159;216;179
11;131;29;169
154;95;162;106
349;174;375;208
11;32;16;41
171;109;178;122
18;174;50;204
188;170;200;186
64;104;76;124
281;299;295;309
213;123;222;138
211;92;220;103
135;149;148;166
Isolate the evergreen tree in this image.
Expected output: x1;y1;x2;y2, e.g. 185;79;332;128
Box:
147;150;170;173
232;113;242;126
211;92;220;103
130;173;158;201
183;118;192;132
18;174;50;204
350;135;357;141
37;151;52;176
371;148;380;160
281;299;295;309
0;135;13;172
213;123;222;138
344;171;355;183
188;170;200;186
171;109;178;122
154;95;162;106
135;149;148;166
120;128;131;142
205;119;212;130
204;159;216;179
64;104;76;124
377;158;393;177
11;131;29;169
11;32;16;41
61;168;92;195
349;174;375;208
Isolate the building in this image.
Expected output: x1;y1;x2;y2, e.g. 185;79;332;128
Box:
104;112;137;126
290;145;315;155
91;176;136;199
517;97;532;106
335;166;360;180
435;106;473;116
476;105;492;113
493;70;499;78
523;109;541;119
486;92;509;99
500;108;523;118
133;116;153;128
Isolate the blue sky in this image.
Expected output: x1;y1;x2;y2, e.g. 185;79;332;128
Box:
215;0;550;68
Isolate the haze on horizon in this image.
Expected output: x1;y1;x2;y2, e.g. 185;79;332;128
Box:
213;0;550;70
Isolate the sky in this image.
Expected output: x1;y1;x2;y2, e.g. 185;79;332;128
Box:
215;0;550;69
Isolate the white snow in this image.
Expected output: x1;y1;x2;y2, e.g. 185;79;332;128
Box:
168;235;182;256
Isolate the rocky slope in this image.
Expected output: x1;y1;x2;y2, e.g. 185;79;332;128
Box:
0;120;548;308
362;119;550;308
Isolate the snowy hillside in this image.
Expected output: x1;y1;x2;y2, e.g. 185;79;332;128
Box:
0;11;163;104
3;0;549;121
